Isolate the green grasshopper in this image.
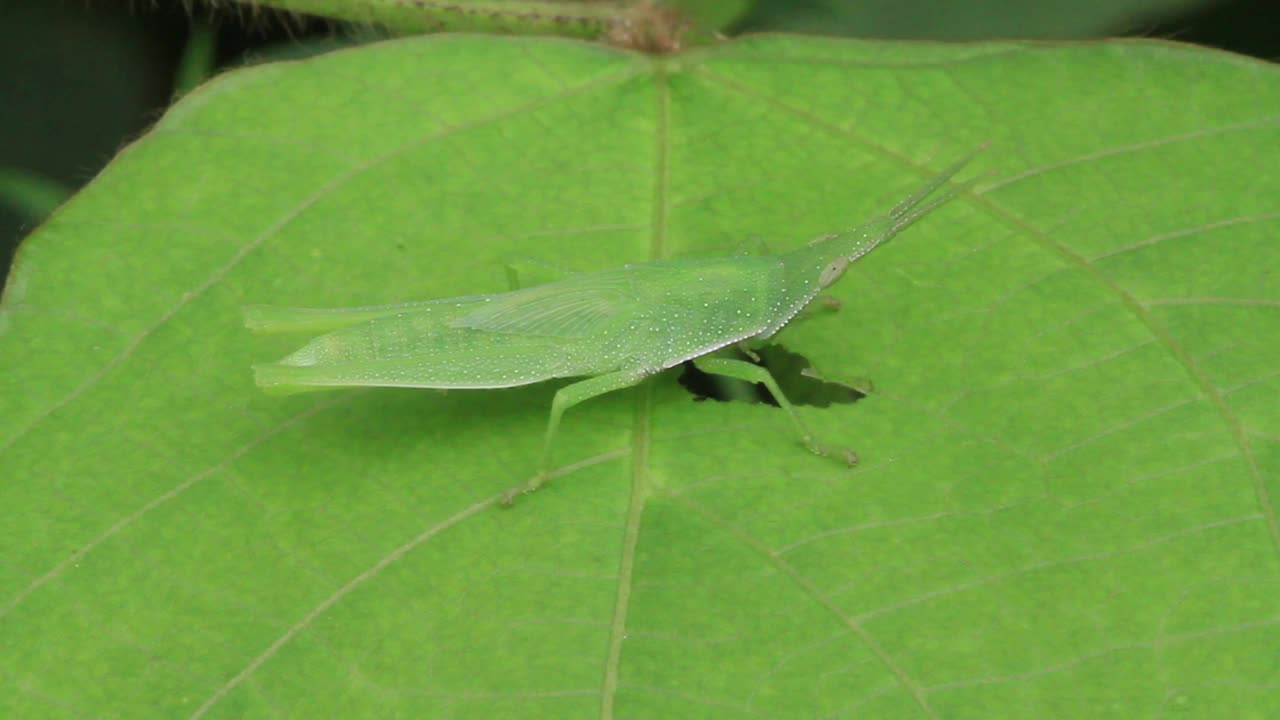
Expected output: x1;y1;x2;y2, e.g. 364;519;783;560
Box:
246;149;983;503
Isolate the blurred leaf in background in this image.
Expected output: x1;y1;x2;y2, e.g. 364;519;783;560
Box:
735;0;1232;39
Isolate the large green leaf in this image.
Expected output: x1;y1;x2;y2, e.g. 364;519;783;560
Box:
3;34;1278;719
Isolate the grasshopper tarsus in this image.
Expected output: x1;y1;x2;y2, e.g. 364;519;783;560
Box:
499;471;549;506
803;436;860;468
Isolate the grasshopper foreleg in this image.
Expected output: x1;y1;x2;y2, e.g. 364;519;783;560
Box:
692;357;858;466
501;369;648;505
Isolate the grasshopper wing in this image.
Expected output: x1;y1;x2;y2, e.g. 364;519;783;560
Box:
245;293;499;335
252;293;621;394
449;269;630;338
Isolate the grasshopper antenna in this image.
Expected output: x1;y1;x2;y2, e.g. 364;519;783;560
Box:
884;142;991;236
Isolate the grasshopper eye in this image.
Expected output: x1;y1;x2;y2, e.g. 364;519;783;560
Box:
818;258;849;288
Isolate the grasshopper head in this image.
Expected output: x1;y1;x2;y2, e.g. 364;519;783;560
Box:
796;146;987;293
818;256;849;289
816;214;894;289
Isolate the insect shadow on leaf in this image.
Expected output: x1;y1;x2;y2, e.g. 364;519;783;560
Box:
678;344;869;408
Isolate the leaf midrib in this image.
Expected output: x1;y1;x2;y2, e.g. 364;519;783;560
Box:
600;57;670;720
